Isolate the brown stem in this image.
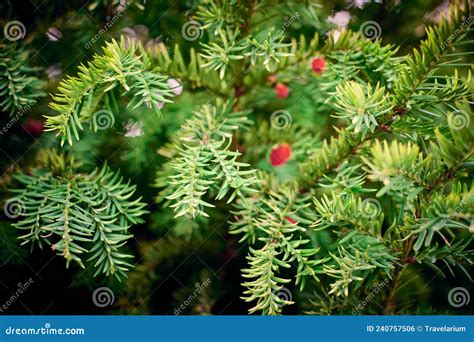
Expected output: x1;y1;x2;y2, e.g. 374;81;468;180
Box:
382;237;413;314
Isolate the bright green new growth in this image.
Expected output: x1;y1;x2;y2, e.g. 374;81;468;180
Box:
11;152;147;280
156;101;258;218
44;37;175;146
238;182;326;314
333;82;392;139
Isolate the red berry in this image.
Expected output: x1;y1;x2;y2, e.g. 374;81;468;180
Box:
270;143;292;167
22;119;44;135
311;57;326;74
274;82;289;99
285;216;298;224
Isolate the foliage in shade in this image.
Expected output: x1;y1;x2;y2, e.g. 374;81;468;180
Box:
10;152;147;280
0;42;45;116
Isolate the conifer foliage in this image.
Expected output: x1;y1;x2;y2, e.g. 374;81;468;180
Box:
0;42;45;115
11;151;147;279
0;0;472;315
45;37;175;146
